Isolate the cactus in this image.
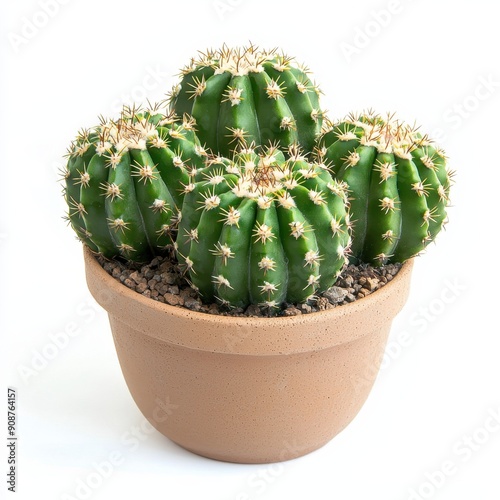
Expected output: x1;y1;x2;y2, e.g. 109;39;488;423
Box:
316;111;453;265
169;44;324;158
175;145;351;309
63;105;208;262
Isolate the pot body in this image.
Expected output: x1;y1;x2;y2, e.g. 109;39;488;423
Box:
84;247;413;463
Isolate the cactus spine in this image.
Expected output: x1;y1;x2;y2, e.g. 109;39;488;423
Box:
63;106;208;262
176;146;351;309
317;111;452;265
169;45;324;158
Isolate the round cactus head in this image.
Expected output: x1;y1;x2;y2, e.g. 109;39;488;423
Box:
175;145;351;310
169;44;324;158
317;111;453;265
63;104;209;262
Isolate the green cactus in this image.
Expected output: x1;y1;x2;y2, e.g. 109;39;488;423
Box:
169;44;324;158
175;145;351;309
316;111;453;265
63;105;208;262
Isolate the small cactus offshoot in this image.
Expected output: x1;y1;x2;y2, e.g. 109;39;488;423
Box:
316;111;453;265
169;44;324;158
175;146;351;309
63;105;208;262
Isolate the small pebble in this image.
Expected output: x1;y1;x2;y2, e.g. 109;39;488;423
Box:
184;296;202;311
297;303;313;314
129;271;141;284
208;303;220;315
164;293;182;306
150;256;162;267
245;304;262;317
282;306;302;316
180;288;196;300
143;269;155;279
123;278;135;289
342;275;354;287
323;286;348;304
316;297;330;311
161;272;177;285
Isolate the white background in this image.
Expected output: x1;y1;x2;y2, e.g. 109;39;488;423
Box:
2;0;499;499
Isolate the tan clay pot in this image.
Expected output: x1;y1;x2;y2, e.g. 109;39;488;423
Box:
84;246;413;464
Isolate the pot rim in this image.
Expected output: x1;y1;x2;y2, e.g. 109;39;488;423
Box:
84;245;414;355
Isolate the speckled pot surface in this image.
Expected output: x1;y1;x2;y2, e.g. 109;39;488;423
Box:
84;246;413;464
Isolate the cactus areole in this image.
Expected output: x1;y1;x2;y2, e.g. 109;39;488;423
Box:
169;45;324;157
317;112;452;265
176;146;351;309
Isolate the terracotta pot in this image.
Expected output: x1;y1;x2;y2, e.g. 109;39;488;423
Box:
84;246;413;464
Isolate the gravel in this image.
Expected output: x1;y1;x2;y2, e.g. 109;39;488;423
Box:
97;252;401;317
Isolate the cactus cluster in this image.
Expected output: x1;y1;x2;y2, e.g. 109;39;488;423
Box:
63;44;452;309
317;111;452;265
169;44;324;157
175;146;350;308
63;106;207;262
